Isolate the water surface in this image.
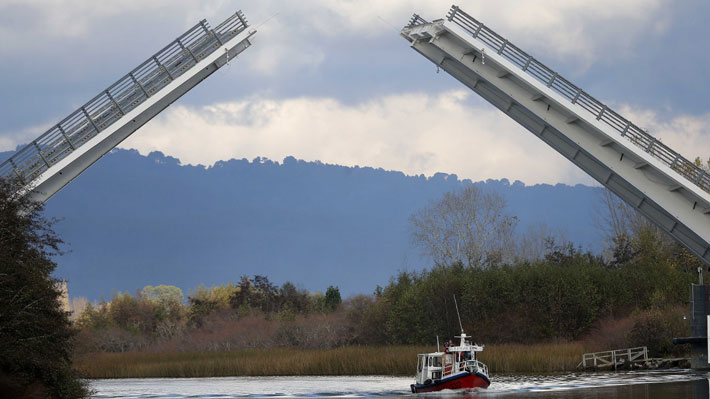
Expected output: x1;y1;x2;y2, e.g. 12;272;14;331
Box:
91;371;710;398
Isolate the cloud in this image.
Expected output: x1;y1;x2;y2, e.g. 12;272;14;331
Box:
0;122;52;152
616;105;710;165
472;0;671;72
118;91;596;185
4;90;706;187
0;0;674;77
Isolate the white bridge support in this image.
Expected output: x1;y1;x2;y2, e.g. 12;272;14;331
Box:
0;11;256;204
401;7;710;265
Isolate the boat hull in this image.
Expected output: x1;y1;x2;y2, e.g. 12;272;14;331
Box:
411;371;490;393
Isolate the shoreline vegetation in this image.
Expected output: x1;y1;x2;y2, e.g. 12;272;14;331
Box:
76;343;586;379
72;238;695;381
69;186;701;383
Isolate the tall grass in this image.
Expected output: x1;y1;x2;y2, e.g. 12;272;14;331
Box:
77;343;591;379
76;346;431;379
479;343;585;374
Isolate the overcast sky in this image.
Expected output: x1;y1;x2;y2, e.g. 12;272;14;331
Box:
1;0;709;185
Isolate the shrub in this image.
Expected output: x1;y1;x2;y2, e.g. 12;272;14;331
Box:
628;306;690;357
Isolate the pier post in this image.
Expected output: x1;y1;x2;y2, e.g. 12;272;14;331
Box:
673;284;710;369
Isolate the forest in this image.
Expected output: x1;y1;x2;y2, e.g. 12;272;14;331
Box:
74;232;697;360
73;178;710;362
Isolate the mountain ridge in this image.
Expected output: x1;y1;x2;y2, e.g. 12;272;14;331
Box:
0;149;603;300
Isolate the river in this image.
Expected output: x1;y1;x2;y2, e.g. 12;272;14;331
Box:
91;371;709;398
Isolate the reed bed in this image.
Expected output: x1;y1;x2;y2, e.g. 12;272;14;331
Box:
479;342;586;374
76;346;432;379
76;343;588;379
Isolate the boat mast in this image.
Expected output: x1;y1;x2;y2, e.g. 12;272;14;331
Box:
453;295;464;333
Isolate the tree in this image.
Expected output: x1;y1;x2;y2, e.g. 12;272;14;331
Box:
323;285;342;312
251;275;278;313
0;178;89;398
409;185;517;268
230;275;254;309
594;188;674;265
229;275;279;313
142;285;184;307
279;281;310;313
142;285;186;326
514;222;567;262
596;188;656;242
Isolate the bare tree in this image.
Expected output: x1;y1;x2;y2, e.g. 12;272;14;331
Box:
514;222;568;262
595;155;708;248
593;187;673;264
409;186;517;268
595;188;648;240
597;188;667;241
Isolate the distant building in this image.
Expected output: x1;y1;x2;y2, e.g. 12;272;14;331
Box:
56;280;71;313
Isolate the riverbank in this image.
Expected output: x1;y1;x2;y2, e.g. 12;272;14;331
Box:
76;343;587;379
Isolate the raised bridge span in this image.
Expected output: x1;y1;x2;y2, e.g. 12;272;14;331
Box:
0;11;255;204
401;6;710;265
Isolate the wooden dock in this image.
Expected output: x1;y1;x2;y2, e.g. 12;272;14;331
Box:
578;347;690;370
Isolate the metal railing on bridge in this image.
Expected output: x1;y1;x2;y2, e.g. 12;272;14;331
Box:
443;5;710;195
0;11;249;187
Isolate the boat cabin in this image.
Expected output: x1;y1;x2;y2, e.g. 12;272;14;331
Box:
415;352;444;384
415;333;486;385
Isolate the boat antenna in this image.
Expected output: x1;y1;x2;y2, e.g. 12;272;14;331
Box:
453;295;464;333
437;335;440;352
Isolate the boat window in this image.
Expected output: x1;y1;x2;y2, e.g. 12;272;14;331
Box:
418;356;423;372
433;356;442;367
428;357;432;367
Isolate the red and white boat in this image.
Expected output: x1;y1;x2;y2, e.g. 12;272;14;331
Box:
410;331;490;393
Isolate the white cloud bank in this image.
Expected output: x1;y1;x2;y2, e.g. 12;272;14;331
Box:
119;91;592;185
117;91;710;186
4;91;707;186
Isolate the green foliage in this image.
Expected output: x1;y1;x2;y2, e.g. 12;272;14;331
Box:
280;281;311;313
75;287;187;352
628;306;689;357
357;238;695;346
77;276;342;352
324;286;342;312
142;285;183;308
74;206;696;357
229;275;279;313
187;283;236;326
0;179;89;398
